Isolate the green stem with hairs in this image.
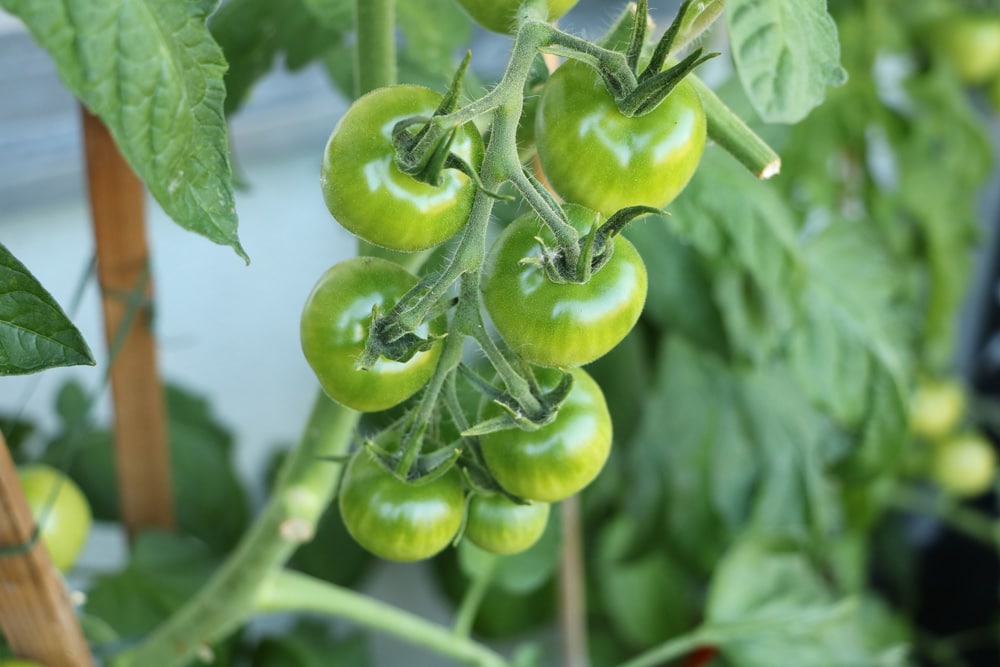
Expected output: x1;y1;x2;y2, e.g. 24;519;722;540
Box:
111;393;359;667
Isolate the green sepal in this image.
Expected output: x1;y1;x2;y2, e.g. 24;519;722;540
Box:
462;370;573;435
355;302;442;369
617;48;719;117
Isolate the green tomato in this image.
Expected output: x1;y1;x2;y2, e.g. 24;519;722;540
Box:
321;85;484;251
464;493;550;555
909;377;965;440
930;432;997;498
455;0;579;34
300;257;445;412
480;368;612;502
536;59;706;216
932;13;1000;85
481;204;647;368
338;448;465;562
17;464;92;572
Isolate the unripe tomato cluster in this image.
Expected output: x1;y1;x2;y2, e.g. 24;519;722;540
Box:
909;377;997;498
302;0;708;561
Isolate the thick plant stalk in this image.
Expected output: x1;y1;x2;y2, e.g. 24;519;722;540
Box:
111;393;358;667
355;0;396;96
0;432;95;667
82;106;174;537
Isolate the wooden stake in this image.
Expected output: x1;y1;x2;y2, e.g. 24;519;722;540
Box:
81;106;174;537
0;433;95;666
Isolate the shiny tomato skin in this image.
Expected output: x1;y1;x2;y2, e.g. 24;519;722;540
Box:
481;204;647;368
480;368;612;502
536;59;706;216
933;13;1000;85
338;448;465;562
464;493;550;555
456;0;579;34
930;432;997;498
300;257;444;412
17;463;92;572
321;85;484;251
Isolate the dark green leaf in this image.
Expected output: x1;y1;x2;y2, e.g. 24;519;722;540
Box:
726;0;847;123
0;243;94;375
1;0;246;260
211;0;351;115
44;382;250;554
667;150;801;364
594;515;698;648
626;338;841;574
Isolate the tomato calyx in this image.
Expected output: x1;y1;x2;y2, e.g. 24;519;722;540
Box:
532;205;661;284
461;366;573;436
364;427;464;484
552;0;716;119
389;53;509;202
618;0;718;117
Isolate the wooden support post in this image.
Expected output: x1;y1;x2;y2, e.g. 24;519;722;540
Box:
0;432;95;666
81;106;174;538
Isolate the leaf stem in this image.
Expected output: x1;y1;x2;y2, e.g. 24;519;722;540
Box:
690;75;782;179
669;0;725;57
256;569;509;667
110;392;360;667
452;552;497;638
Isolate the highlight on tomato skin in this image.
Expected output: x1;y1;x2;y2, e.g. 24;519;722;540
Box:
464;493;550;556
536;58;707;217
929;431;998;499
481;204;648;369
300;256;446;413
337;448;465;562
479;368;612;503
320;84;484;252
16;463;93;572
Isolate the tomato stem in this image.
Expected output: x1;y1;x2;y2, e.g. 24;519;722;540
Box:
256;569;509;667
690;75;783;179
452;552;497;638
111;393;360;667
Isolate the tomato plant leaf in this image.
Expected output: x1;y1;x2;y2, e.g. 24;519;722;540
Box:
210;0;351;115
0;243;94;376
725;0;847;123
85;531;240;665
790;222;911;473
594;515;698;648
44;381;250;555
706;537;911;666
625;337;841;575
666;149;802;363
0;0;247;261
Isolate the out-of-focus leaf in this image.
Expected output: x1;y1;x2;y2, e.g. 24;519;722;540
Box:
44;381;250;554
210;0;351;115
726;0;847;123
706;536;912;666
250;621;368;667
